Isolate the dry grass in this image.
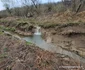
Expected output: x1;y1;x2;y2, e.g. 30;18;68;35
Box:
0;34;83;70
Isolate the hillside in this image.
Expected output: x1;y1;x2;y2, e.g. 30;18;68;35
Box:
0;0;85;70
0;31;83;70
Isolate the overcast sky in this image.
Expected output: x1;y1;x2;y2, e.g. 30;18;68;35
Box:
0;0;61;11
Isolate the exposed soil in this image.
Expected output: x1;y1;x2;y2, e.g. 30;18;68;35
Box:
0;17;36;36
0;33;84;70
43;23;85;59
0;11;85;70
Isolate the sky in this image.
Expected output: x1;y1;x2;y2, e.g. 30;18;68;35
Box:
0;0;61;11
0;1;5;11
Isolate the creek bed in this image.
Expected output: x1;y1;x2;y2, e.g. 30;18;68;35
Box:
3;30;85;64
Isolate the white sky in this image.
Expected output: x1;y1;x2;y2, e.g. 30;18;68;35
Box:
0;0;61;11
0;1;5;11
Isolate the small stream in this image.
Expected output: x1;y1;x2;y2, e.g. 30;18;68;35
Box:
23;26;85;63
23;35;85;63
3;26;85;63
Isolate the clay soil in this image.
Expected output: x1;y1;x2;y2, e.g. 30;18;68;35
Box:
0;33;84;70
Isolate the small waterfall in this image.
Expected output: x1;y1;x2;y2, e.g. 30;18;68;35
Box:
34;26;41;35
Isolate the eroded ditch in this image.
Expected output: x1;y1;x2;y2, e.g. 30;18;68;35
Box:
2;26;85;64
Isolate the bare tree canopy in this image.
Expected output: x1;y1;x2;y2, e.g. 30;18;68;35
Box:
1;0;85;17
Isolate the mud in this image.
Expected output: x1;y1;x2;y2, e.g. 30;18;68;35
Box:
43;23;85;58
0;33;84;70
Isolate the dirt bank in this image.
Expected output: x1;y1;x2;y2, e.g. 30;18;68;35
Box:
0;17;36;36
0;11;85;70
0;31;84;70
42;23;85;59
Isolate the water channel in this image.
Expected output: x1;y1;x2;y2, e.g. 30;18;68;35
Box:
3;26;85;63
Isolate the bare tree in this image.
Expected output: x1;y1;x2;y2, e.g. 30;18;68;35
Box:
76;0;84;13
31;0;41;15
1;0;12;15
62;0;85;13
71;0;84;13
46;0;54;13
21;0;30;17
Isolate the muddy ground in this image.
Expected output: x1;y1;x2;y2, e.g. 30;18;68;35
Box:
43;23;85;59
0;31;84;70
0;11;85;70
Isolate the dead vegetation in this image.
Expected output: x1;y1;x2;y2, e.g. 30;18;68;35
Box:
42;20;85;59
0;33;84;70
0;17;36;36
0;0;85;70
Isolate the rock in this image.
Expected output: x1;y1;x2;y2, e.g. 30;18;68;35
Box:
63;57;70;61
46;33;52;43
